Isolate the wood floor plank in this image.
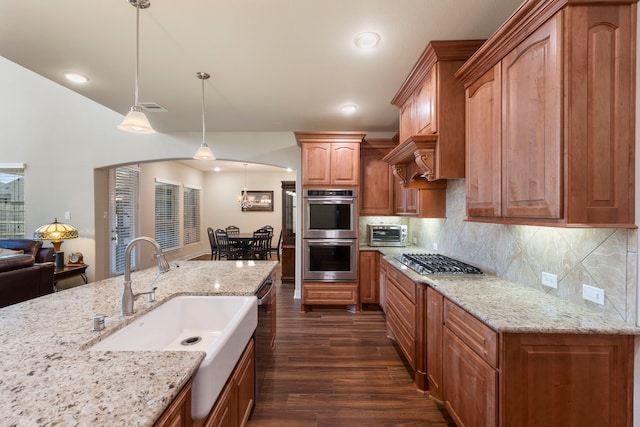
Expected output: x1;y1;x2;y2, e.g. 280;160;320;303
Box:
246;264;456;427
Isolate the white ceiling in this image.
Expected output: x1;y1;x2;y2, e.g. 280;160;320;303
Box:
0;0;524;135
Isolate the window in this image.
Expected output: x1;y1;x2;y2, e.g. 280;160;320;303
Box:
183;187;201;245
110;166;139;275
0;164;25;238
155;179;180;251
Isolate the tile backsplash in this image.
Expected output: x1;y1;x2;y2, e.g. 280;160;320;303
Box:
362;179;638;325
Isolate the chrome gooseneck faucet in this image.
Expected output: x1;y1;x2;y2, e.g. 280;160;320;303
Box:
121;236;170;317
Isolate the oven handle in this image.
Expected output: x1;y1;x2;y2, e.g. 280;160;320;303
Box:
256;279;273;305
303;197;355;203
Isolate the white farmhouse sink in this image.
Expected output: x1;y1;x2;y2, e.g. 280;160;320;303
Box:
90;295;258;420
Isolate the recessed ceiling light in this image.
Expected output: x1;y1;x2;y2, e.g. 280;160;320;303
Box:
213;167;222;172
354;32;381;49
341;104;358;113
63;72;89;84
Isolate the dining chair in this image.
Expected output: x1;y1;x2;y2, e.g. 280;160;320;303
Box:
215;229;241;260
207;227;219;260
250;230;270;260
225;225;240;235
259;226;274;258
269;230;282;261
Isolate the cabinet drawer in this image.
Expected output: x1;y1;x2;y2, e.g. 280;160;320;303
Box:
302;283;358;305
386;266;416;301
386;303;416;369
386;281;415;336
444;300;499;368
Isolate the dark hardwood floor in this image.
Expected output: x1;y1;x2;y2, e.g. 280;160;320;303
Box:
248;265;456;427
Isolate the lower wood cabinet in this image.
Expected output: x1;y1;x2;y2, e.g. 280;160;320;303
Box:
426;287;443;401
438;293;633;427
199;338;255;427
301;282;358;312
382;257;427;391
379;259;634;426
155;379;192;427
358;251;379;305
501;333;633;427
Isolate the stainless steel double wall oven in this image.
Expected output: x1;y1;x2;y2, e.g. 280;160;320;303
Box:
302;189;358;282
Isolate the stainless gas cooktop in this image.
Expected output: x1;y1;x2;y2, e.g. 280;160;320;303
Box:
397;253;483;275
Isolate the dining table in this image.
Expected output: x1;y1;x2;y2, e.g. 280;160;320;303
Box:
229;233;259;259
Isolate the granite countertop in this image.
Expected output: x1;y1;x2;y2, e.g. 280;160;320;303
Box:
0;260;277;426
364;245;640;335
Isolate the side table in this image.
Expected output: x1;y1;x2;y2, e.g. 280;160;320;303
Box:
53;264;89;292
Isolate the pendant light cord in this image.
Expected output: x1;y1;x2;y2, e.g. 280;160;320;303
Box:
134;2;140;107
201;77;206;144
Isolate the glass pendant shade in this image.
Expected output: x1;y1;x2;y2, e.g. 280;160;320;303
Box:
118;106;156;134
193;142;215;160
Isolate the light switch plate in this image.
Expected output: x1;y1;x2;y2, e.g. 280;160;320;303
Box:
583;284;605;305
541;272;557;289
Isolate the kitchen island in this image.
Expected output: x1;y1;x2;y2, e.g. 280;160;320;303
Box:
0;260;277;426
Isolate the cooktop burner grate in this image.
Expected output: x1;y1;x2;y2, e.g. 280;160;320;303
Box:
397;253;483;275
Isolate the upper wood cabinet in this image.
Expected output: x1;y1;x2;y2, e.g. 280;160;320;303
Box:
360;137;396;216
296;132;365;187
456;0;636;227
384;40;485;184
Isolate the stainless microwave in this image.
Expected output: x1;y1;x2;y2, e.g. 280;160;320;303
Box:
368;224;408;247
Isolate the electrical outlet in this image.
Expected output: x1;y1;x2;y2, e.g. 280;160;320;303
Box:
433;242;438;251
541;272;558;289
582;284;605;305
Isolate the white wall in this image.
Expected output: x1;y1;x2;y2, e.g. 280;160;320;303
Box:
203;168;294;238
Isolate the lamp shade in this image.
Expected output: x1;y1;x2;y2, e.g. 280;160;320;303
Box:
193;142;215;160
33;218;79;252
117;107;156;134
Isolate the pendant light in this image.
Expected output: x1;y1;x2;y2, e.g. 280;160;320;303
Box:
118;0;156;134
193;72;216;160
238;163;254;209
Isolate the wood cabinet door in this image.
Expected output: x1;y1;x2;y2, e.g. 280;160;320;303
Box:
399;98;415;144
394;179;419;216
301;143;331;186
466;64;502;218
378;258;388;313
415;67;437;135
204;380;235;427
360;147;394;215
235;339;255;427
502;333;633;427
358;251;378;304
154;380;192;427
330;142;360;186
444;328;498;427
426;287;444;401
501;15;562;219
564;4;635;226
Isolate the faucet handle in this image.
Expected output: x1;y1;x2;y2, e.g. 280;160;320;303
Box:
148;287;157;303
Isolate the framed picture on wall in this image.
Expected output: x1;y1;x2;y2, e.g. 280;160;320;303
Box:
241;190;274;212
